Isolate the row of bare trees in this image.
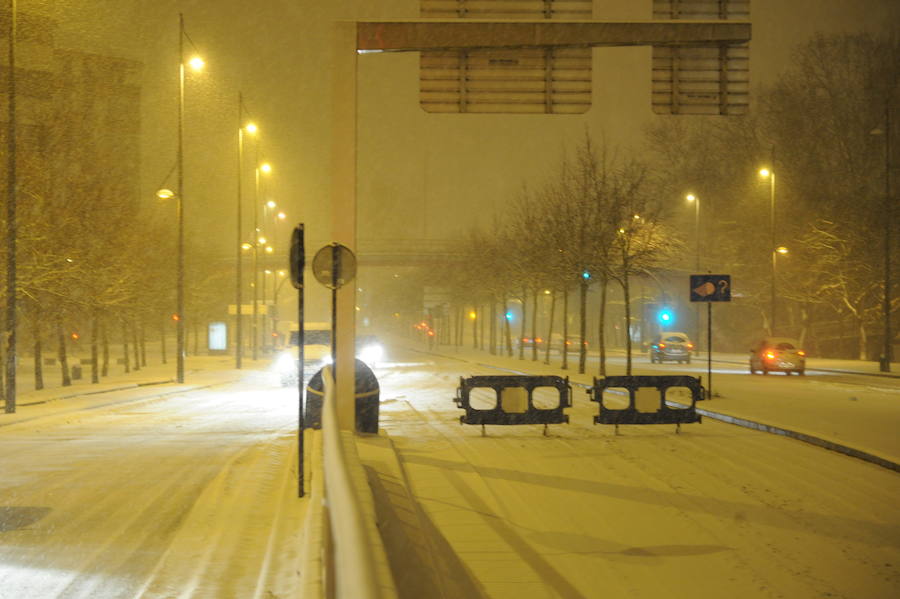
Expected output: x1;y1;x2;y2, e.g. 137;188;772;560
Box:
431;134;680;375
644;32;899;359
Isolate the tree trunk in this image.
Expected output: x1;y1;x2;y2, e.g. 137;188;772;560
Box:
597;276;608;377
578;280;588;374
544;291;556;365
858;317;867;361
489;301;497;355
131;320;140;371
140;322;147;367
503;295;513;357
472;306;478;349
518;289;526;360
160;321;167;365
57;320;71;387
33;318;44;391
561;286;569;370
90;314;99;384
101;321;109;377
531;289;538;362
623;274;632;375
122;320;130;374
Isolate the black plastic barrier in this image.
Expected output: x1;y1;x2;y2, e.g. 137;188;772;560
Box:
587;375;703;433
453;375;571;435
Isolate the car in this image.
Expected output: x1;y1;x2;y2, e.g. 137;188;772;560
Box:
515;336;545;351
549;333;588;354
649;332;693;364
749;337;806;375
273;326;385;386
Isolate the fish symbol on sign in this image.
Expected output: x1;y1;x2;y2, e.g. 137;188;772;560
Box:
693;281;716;297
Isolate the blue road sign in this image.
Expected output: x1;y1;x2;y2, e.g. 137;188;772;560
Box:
690;274;731;302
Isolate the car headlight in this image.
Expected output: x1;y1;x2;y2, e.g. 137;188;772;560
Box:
359;343;384;365
275;352;295;373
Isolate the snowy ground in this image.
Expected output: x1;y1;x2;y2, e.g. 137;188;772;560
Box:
1;343;898;599
0;357;309;598
362;342;900;599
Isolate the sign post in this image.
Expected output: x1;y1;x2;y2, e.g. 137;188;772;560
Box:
290;224;305;497
312;243;357;430
690;274;731;400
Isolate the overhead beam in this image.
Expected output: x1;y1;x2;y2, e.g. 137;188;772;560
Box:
357;20;751;53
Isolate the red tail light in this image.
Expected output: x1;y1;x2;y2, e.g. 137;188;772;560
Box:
765;351;776;360
686;343;694;349
658;343;666;349
797;350;806;357
536;337;543;343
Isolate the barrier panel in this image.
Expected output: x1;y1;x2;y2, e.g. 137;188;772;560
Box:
454;375;571;435
587;375;703;433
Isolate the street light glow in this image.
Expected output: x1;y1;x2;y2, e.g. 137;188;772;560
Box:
156;188;175;199
277;211;286;220
188;55;205;71
776;246;789;254
241;242;252;250
257;236;267;244
265;246;274;253
266;200;276;208
260;162;272;174
759;167;771;178
245;122;258;135
686;193;697;202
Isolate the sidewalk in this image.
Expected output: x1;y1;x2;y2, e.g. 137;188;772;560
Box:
408;339;900;470
0;354;264;427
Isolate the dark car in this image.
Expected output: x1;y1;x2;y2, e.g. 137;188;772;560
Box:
649;332;693;364
749;337;806;375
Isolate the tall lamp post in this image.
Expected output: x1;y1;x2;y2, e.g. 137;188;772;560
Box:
871;97;894;372
5;0;18;413
759;168;777;335
686;193;700;354
174;14;204;383
252;161;271;360
236;100;256;369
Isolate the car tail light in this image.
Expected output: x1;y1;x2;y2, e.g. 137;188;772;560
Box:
658;343;666;349
765;351;776;360
535;337;543;344
686;343;694;349
797;350;806;357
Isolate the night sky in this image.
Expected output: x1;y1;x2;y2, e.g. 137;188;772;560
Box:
33;0;900;252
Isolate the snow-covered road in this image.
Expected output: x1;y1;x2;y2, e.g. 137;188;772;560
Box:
0;370;307;599
1;343;898;599
363;346;900;599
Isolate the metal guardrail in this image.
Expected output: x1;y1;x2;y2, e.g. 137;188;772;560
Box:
302;368;397;599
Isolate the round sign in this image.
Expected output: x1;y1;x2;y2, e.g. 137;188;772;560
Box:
312;243;357;289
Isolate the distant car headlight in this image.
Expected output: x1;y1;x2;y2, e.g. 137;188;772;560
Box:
359;343;384;365
275;352;295;373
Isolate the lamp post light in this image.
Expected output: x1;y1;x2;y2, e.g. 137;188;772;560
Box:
175;14;203;383
759;168;777;335
686;193;700;354
5;0;18;413
252;161;272;360
871;98;894;372
236;97;257;369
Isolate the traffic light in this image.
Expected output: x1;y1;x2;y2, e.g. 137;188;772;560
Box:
658;308;675;325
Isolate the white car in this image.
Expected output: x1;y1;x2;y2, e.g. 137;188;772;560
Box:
274;329;384;386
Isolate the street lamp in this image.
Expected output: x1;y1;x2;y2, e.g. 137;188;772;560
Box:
871;99;894;372
686;193;700;354
759;167;777;335
175;13;203;384
236;93;257;370
252;161;272;359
